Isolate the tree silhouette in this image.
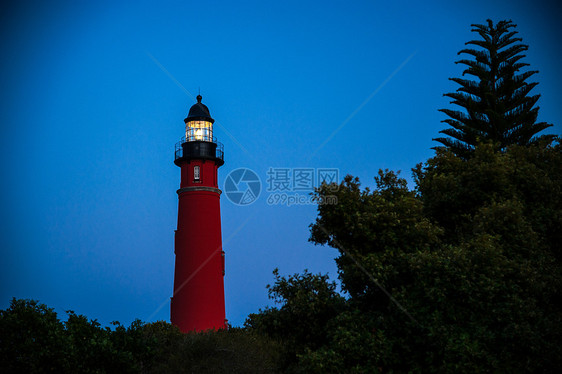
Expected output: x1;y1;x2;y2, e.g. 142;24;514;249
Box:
434;19;555;157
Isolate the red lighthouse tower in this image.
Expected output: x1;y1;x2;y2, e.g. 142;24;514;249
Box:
171;95;226;332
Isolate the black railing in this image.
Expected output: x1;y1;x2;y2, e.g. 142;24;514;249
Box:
174;137;224;163
215;142;224;160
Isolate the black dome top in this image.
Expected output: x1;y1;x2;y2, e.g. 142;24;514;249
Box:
185;95;214;123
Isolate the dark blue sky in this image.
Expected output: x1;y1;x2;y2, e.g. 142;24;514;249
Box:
1;0;560;327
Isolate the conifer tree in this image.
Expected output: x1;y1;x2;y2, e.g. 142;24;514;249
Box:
434;19;555;157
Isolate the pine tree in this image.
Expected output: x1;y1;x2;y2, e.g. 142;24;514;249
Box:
434;19;555;157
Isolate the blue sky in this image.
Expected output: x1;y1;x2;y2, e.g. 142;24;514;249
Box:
1;0;560;327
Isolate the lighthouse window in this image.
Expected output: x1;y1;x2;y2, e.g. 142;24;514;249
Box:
194;165;200;180
186;120;213;142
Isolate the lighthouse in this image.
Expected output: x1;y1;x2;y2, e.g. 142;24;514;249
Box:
171;95;227;332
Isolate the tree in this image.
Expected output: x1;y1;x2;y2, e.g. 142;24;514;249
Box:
434;19;555;157
305;146;562;372
415;142;562;254
0;298;69;373
245;269;346;372
0;299;283;374
309;171;442;306
0;298;149;373
142;323;282;374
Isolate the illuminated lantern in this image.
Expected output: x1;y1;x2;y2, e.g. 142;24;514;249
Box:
171;95;226;332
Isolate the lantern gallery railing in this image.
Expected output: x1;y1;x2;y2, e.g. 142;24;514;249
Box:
215;142;224;160
174;137;224;162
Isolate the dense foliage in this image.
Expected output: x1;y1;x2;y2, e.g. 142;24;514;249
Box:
245;269;346;371
0;298;282;373
248;142;562;373
434;19;555;157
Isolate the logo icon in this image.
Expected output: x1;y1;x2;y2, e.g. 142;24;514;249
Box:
224;168;261;205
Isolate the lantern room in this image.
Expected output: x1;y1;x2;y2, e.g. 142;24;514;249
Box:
185;94;214;142
174;95;224;167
